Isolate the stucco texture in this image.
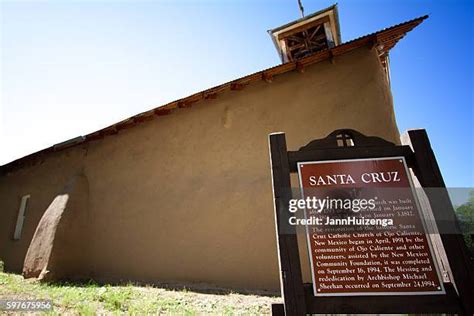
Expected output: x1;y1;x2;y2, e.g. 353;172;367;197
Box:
0;46;399;291
22;174;89;281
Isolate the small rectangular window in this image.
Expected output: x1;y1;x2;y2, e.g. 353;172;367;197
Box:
13;195;30;240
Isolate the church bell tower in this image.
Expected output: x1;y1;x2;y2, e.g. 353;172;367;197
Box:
268;5;342;63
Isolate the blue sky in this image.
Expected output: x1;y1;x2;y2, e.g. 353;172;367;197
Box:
1;0;472;187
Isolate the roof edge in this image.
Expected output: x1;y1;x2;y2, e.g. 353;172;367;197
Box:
1;14;428;175
267;4;339;35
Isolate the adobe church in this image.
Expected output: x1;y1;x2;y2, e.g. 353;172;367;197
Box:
0;6;427;291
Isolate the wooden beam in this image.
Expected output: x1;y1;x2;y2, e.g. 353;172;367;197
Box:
154;108;172;116
178;101;190;108
323;22;335;48
178;99;198;108
296;62;305;73
368;36;378;50
329;50;336;64
132;115;153;124
262;72;273;83
308;24;322;40
230;83;246;91
277;16;330;40
269;133;307;316
204;92;217;100
86;132;103;142
404;129;474;316
271;303;285;316
100;126;118;136
116;119;135;130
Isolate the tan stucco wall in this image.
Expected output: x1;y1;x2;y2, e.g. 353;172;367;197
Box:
22;174;89;280
0;46;399;291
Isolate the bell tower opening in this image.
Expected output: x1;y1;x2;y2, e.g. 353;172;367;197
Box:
268;5;342;63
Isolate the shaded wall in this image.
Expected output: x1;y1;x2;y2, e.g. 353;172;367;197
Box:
0;47;399;291
0;148;87;274
23;174;89;280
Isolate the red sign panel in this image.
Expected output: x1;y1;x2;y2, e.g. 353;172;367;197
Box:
297;157;444;296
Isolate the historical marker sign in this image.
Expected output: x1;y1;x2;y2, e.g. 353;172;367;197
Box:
297;157;444;296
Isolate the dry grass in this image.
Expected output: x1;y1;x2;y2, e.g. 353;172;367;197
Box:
0;271;281;315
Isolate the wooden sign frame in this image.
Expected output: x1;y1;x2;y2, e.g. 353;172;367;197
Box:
268;129;473;315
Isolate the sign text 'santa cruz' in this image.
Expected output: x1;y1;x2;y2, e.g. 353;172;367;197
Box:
308;171;401;186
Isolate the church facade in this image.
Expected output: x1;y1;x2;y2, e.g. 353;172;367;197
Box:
0;7;426;291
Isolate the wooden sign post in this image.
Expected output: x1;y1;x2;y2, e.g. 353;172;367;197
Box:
268;129;473;315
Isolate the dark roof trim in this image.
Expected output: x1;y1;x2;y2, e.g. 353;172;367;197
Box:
1;15;428;174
